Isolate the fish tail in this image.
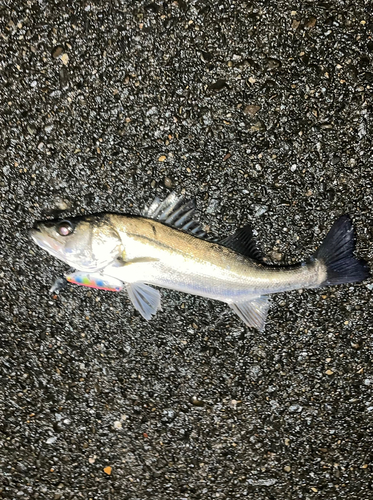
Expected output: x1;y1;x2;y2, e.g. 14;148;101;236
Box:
314;215;370;286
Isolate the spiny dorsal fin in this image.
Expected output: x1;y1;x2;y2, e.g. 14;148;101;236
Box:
221;224;263;261
142;193;207;238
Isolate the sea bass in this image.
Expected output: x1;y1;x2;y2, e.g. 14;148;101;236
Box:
30;193;369;330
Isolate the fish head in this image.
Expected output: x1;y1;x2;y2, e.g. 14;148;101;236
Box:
30;214;122;272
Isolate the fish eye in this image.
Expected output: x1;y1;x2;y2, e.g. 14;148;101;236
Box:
57;221;74;236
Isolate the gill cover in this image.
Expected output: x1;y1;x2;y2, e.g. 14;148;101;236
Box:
31;215;122;272
88;217;123;271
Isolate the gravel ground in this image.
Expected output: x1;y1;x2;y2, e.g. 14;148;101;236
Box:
1;1;373;499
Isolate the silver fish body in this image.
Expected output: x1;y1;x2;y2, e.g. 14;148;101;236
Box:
30;193;369;330
104;214;326;301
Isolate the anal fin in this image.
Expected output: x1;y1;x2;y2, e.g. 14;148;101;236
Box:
229;296;270;331
127;282;161;320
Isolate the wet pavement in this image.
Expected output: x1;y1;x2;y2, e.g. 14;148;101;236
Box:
1;1;373;499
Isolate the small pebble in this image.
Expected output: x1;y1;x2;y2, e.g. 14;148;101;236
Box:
52;45;64;58
270;251;283;262
250;120;265;132
305;16;317;28
209;79;227;90
292;19;300;29
164;177;173;188
103;466;112;475
54;197;71;211
16;463;27;473
190;396;204;407
60;53;69;65
244;105;260;115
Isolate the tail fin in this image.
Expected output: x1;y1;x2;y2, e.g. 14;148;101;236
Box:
315;215;370;286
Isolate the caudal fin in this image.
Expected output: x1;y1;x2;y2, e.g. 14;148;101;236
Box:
315;215;370;286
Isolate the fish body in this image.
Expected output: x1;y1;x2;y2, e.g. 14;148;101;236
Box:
30;193;369;330
103;214;326;301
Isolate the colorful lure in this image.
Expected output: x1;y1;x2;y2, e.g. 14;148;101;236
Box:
65;271;124;292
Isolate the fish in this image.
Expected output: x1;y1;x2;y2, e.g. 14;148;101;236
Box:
29;193;370;330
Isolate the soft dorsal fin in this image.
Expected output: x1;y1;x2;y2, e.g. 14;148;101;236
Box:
142;193;207;238
220;224;263;261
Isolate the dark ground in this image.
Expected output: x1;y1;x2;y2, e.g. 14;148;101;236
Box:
1;1;373;499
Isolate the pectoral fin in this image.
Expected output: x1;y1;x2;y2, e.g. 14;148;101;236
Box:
229;296;270;331
112;255;159;267
127;283;161;320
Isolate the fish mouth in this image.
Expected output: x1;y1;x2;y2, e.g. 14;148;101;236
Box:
29;227;65;261
29;227;42;243
29;227;45;247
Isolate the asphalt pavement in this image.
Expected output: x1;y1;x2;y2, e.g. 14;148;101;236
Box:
1;1;372;499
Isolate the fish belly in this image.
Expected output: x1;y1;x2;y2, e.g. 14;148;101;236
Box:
108;220;323;303
105;253;319;304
